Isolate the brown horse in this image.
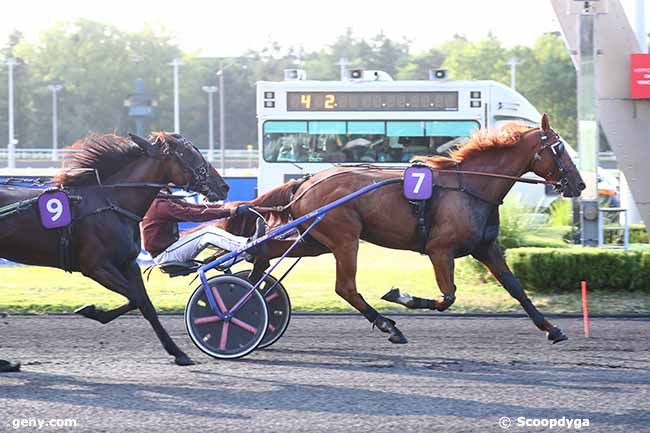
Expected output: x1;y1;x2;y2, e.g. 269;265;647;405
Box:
226;114;585;344
0;132;229;366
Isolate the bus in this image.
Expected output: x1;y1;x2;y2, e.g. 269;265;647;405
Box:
256;69;559;208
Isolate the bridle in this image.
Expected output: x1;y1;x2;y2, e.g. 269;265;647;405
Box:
170;139;211;193
155;134;213;195
530;130;570;194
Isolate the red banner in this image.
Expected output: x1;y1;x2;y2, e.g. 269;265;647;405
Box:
631;54;650;99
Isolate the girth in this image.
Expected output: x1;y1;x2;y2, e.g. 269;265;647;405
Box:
409;197;433;254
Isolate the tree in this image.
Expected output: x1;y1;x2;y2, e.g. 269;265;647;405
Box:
9;20;181;148
442;32;509;83
518;34;577;144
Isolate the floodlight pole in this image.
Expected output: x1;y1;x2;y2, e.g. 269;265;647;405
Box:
216;61;238;173
6;58;18;169
507;57;520;90
170;58;182;133
47;84;63;161
202;86;218;161
338;57;349;81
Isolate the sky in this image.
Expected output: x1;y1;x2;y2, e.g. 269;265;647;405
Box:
1;0;648;56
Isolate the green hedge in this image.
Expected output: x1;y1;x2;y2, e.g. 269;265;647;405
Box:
506;247;650;292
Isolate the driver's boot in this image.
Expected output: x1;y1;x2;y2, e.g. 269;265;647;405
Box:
245;218;268;262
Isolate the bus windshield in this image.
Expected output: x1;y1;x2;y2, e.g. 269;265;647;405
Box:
263;120;480;163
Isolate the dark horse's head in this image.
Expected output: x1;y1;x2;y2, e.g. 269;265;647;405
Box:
528;114;585;198
130;132;229;202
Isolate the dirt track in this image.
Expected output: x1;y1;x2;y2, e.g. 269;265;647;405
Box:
1;314;649;432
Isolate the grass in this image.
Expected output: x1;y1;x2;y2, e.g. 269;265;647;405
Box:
2;242;649;314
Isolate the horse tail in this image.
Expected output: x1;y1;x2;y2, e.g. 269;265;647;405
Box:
184;178;302;237
251;178;303;207
222;179;300;236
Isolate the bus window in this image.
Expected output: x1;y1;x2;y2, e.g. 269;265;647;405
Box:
262;120;479;163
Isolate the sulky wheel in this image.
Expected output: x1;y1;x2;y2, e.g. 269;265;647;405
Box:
233;270;292;349
185;275;268;360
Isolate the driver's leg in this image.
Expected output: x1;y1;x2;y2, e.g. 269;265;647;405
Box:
153;228;207;265
196;227;250;253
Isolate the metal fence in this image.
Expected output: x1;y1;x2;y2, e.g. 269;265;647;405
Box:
0;148;259;170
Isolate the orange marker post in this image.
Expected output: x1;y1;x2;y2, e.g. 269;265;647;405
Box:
581;280;590;338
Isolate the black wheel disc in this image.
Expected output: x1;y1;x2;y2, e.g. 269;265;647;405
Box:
233;270;292;349
185;275;268;359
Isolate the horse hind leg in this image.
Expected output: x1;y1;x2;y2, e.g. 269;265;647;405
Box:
75;302;136;324
332;241;407;344
382;251;457;312
381;288;437;310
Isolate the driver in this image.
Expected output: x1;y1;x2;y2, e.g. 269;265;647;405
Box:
141;192;265;267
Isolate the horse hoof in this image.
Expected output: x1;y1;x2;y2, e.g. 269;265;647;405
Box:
174;355;195;366
388;331;408;344
381;288;402;303
0;360;21;373
373;316;396;333
74;304;95;318
547;328;568;344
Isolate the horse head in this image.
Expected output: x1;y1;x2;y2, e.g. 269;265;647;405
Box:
528;113;585;198
131;132;230;202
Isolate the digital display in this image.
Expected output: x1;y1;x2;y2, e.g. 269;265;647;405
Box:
286;91;458;111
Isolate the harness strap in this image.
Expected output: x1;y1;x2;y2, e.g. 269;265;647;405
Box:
336;164;559;186
0;197;39;221
88;203;142;223
410;199;431;254
87;182;169;189
58;225;74;273
279;168;365;212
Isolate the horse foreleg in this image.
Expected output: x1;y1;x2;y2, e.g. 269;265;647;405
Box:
247;258;271;283
382;252;457;312
80;261;193;364
332;241;407;344
122;262;194;365
472;241;567;344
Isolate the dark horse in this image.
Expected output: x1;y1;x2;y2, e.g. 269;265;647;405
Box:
225;114;585;344
0;132;229;367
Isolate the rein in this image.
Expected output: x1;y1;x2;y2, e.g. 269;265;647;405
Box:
252;163;559;214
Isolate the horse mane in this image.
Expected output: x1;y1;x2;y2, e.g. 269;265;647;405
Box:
53;133;144;185
413;123;532;168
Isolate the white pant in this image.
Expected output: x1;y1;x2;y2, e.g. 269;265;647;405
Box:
154;226;249;266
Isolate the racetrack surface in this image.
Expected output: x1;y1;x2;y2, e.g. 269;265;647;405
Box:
1;315;649;433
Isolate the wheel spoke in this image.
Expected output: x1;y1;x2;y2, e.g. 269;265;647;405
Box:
265;292;280;303
219;321;230;350
231;317;257;334
211;286;228;313
193;315;222;325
